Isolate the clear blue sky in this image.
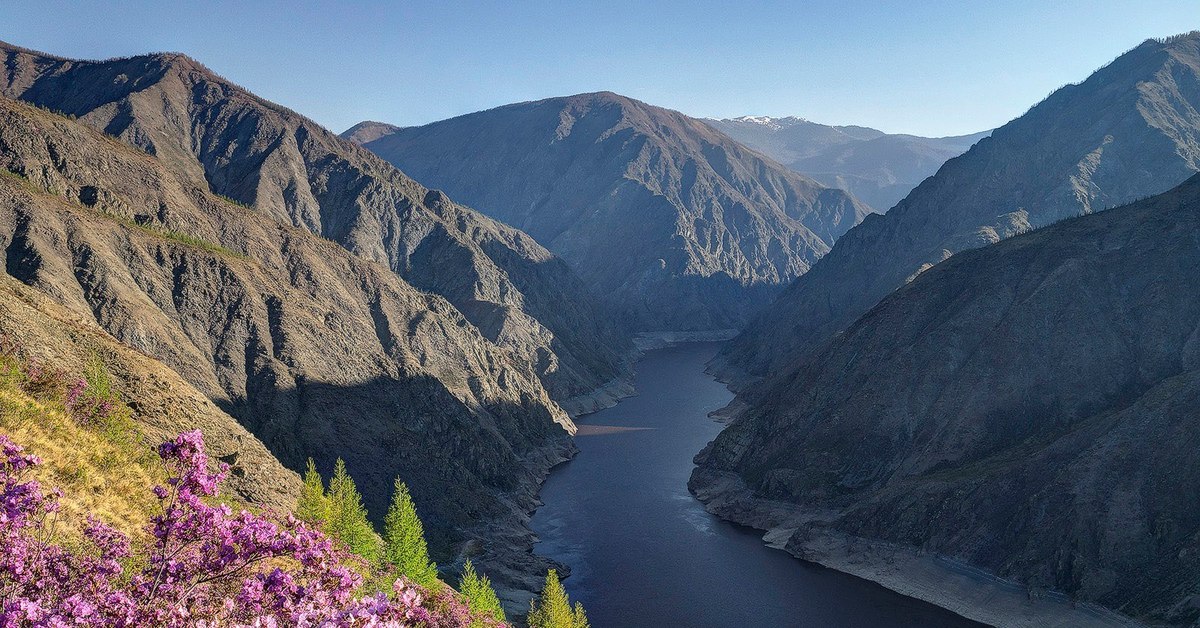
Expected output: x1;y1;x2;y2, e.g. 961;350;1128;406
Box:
2;1;1196;136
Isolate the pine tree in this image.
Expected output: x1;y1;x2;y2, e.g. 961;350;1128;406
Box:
459;559;506;623
382;479;439;587
295;458;328;526
326;458;381;561
571;602;589;628
528;569;587;628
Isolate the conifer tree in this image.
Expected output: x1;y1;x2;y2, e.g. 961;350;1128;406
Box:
326;458;381;561
528;569;587;628
296;458;328;526
382;478;439;587
459;559;506;623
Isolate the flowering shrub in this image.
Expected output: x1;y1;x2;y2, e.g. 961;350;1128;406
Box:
0;430;507;627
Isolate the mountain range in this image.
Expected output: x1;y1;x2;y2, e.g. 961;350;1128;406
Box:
692;32;1200;627
693;172;1200;625
344;92;873;331
716;32;1200;383
705;115;990;211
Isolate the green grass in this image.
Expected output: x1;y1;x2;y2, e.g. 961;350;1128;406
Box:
216;194;254;211
97;210;247;259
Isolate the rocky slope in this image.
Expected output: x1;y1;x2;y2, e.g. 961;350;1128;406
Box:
0;273;300;513
692;174;1200;626
0;92;569;609
705;115;988;211
0;41;631;412
718;32;1200;382
347;92;873;331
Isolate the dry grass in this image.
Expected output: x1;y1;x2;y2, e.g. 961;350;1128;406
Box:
0;370;162;540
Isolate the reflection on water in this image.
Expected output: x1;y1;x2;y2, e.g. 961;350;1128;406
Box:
529;342;981;628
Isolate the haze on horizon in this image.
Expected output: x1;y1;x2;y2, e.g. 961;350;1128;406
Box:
1;0;1196;138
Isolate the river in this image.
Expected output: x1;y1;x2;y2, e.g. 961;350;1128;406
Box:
529;342;982;627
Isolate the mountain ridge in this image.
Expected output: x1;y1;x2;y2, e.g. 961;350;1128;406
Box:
347;90;873;331
717;31;1200;383
693;172;1200;626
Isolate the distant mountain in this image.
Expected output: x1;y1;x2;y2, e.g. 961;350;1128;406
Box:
718;32;1200;382
693;173;1200;626
706;115;989;211
0;42;635;609
342;120;403;145
345;92;873;331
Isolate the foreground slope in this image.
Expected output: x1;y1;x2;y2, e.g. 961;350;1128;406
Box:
693;174;1200;625
0;274;300;515
350;92;872;331
0;95;567;606
720;32;1200;380
0;42;630;412
706;115;988;211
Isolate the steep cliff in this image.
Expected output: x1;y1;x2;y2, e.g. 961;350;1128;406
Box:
694;174;1200;625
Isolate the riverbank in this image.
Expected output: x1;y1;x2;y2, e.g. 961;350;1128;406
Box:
528;342;982;627
688;467;1144;628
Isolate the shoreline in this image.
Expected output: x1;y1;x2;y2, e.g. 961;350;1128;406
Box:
687;468;1145;628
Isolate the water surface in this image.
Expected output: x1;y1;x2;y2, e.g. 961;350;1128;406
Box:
530;342;981;628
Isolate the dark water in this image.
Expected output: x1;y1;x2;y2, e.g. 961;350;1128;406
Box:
530;342;981;628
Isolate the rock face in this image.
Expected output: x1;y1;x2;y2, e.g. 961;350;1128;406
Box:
0;42;631;411
0;67;576;606
719;32;1200;381
347;92;873;331
693;174;1200;626
706;115;989;212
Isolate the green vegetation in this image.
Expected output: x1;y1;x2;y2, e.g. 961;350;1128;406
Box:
216;193;254;211
325;458;383;562
382;479;439;588
297;458;329;523
459;559;506;624
528;570;589;628
130;221;247;259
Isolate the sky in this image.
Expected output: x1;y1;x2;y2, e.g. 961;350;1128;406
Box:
2;1;1196;137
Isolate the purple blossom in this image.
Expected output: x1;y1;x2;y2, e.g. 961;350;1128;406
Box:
0;431;508;627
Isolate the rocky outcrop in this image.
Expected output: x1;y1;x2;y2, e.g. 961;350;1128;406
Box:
693;174;1200;626
0;94;567;608
719;32;1200;382
706;115;988;212
0;41;632;409
347;92;873;331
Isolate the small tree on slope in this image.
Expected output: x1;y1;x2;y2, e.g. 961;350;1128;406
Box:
528;569;589;628
383;478;440;588
296;457;328;525
326;457;381;562
460;559;507;624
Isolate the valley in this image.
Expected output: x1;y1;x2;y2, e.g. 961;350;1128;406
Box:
1;11;1199;628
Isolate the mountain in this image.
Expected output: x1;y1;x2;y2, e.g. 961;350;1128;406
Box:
341;120;403;145
0;42;632;609
718;32;1200;382
345;92;874;331
705;115;989;211
692;173;1200;626
0;42;631;415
